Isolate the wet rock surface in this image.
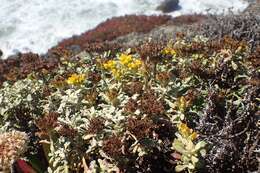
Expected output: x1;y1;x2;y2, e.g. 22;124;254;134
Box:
156;0;180;13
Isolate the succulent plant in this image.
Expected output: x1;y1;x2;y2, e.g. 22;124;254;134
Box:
172;123;207;172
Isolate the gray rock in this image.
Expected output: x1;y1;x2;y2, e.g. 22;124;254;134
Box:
0;49;4;59
67;45;82;54
156;0;180;13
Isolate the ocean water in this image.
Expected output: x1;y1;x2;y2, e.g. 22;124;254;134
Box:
0;0;248;59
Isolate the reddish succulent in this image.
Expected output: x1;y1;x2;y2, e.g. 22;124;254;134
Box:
36;112;59;130
123;81;143;96
88;72;102;84
86;117;106;134
124;99;138;113
57;124;77;138
137;42;166;63
102;135;123;159
127;117;156;140
140;91;165;116
55;15;171;50
189;61;214;79
0;52;59;85
156;71;172;86
248;46;260;67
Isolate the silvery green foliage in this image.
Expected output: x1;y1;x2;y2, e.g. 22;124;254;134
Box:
41;55;131;172
87;159;120;173
48;137;71;173
0;78;43;126
44;88;85;115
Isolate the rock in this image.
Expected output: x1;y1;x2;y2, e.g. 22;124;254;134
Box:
0;49;3;58
67;45;82;54
156;0;180;13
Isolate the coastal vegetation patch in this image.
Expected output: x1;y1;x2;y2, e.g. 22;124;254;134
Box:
0;34;259;172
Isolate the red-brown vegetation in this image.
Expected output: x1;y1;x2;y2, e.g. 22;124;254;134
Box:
0;53;59;85
54;15;171;50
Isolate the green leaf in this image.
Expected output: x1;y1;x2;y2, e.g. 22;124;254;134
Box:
175;165;188;172
231;61;238;70
187;163;195;170
83;134;95;140
139;138;157;148
191;156;199;165
200;149;207;157
172;139;186;154
186;140;195;151
195;141;207;151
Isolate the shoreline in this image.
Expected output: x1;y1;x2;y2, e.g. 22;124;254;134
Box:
0;0;255;60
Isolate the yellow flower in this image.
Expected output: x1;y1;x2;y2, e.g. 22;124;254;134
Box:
134;59;142;67
119;54;132;66
67;74;86;85
177;96;189;113
178;123;191;137
111;69;122;80
103;60;117;70
178;123;198;141
162;47;177;56
127;59;142;70
190;132;198;141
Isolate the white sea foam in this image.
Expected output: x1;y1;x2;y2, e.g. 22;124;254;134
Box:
0;0;248;59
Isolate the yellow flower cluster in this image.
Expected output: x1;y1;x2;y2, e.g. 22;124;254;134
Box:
103;60;116;70
178;123;198;141
162;47;177;56
111;69;123;80
103;60;122;80
67;74;86;85
103;53;143;80
128;59;142;70
119;54;132;65
119;53;142;70
176;96;191;113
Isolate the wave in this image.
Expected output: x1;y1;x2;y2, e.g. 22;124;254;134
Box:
0;0;248;59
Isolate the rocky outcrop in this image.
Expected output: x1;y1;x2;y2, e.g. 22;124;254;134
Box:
156;0;180;13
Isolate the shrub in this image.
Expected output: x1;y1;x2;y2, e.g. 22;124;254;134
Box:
0;52;59;85
192;13;260;51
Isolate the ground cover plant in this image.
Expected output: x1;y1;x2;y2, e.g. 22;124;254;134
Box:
53;15;171;50
0;33;259;173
